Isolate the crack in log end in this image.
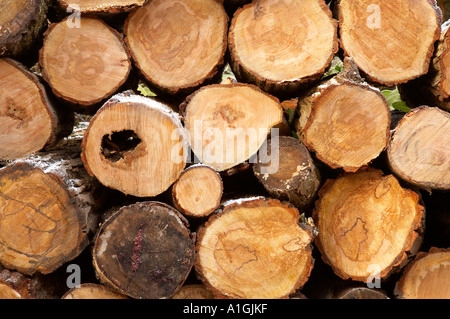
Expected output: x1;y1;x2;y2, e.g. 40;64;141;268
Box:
131;223;145;274
339;217;370;262
101;130;142;163
214;244;258;275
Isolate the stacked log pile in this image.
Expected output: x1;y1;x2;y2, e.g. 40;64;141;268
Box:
0;0;448;300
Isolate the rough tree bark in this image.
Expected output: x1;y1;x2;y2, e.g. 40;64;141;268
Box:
252;136;321;211
0;0;49;58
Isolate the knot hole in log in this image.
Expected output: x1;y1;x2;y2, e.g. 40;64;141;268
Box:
101;130;142;163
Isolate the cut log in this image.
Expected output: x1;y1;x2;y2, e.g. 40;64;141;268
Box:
229;0;338;95
0;124;104;275
56;0;146;14
172;164;223;218
252;136;321;211
427;20;450;112
337;0;442;85
171;284;215;299
394;247;450;299
0;58;70;160
61;283;128;299
92;201;195;299
401;20;450;113
328;285;389;299
295;57;391;172
313;168;424;282
195;197;317;299
81;92;187;197
124;0;228;95
0;162;89;275
0;269;31;299
181;83;283;172
0;0;48;58
387;106;450;191
39;17;131;110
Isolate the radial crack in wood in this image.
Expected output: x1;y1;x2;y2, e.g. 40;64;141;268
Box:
195;197;316;299
313;169;424;282
124;0;228;95
229;0;338;95
338;0;442;85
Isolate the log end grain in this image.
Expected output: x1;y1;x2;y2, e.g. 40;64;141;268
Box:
172;165;223;218
61;283;129;299
338;0;442;85
387;106;450;191
124;0;228;95
82;92;187;197
39;17;131;108
313;168;424;282
182;83;283;172
229;0;338;94
394;247;450;299
195;197;317;299
0;58;57;160
0;163;87;275
92;201;195;299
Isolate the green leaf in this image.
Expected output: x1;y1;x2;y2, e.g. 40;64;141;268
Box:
380;87;411;112
321;56;344;79
137;82;157;97
221;63;237;83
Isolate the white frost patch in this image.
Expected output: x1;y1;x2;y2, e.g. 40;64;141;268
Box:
96;230;111;256
221;196;265;207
